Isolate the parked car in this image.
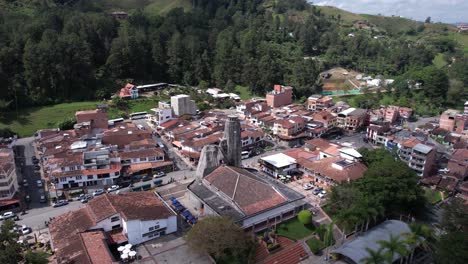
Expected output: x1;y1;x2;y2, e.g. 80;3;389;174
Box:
22;179;28;187
25;195;31;202
39;195;47;203
107;185;120;193
21;225;31;235
318;190;327;198
153;172;165;178
312;187;323;195
53;200;69;207
132;175;142;182
0;211;17;220
80;194;93;203
438;168;450;173
92;189;104;196
34;165;41;171
302;183;314;190
36;180;43;188
119;181;132;188
142;175;152;182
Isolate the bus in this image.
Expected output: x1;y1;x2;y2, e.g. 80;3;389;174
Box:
130;112;148;120
241;151;250;160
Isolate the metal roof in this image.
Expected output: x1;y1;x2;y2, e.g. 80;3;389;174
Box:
331;220;411;264
260;153;297;168
413;143;433;154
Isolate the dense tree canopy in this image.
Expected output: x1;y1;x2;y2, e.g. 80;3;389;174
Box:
328;149;426;231
0;0;446;111
186;216;255;263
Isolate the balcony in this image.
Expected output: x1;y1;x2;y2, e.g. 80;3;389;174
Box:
409;163;424;171
410;158;426;165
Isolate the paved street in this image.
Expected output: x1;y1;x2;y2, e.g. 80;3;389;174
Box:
329;132;373;150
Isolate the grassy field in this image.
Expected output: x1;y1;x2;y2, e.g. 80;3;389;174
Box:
424;187;443;205
276;218;315;240
433;53;448;68
0;101;101;137
144;0;192;16
316;6;364;25
235;85;254;100
0;99;160;137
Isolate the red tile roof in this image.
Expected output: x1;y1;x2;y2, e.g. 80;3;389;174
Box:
119;148;164;160
283;148;319;160
80;231;117;264
204;166;287;215
127;161;173;172
400;137;423;148
298;157;367;183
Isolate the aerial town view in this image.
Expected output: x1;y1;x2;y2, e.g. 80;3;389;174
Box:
0;0;467;264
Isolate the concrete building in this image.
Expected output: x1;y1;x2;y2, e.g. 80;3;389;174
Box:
49;192;177;264
170;94;197;116
398;138;436;177
366;122;391;145
307;95;333;112
266;85;293;107
336;108;367;132
260;153;297;177
0;148;18;200
149;101;173;126
272;117;305;137
118;83;138;99
439;109;462;131
75;107;108;130
47;149;122;190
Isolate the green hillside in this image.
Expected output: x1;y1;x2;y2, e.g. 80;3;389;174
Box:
316;5;365;25
99;0;192;15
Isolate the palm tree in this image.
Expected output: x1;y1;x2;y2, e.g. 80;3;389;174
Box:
362;247;387;264
403;223;434;263
378;234;410;264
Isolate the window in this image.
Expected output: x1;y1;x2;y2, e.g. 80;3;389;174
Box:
87;175;94;180
140;157;147;162
76;176;82;180
60;178;67;182
148;156;156;161
111;224;121;230
111;216;120;222
149;227;154;231
115;171;120;176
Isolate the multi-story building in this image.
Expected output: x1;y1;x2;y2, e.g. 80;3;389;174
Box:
398;138;436;177
47;149;122;190
439;109;462;131
366;121;391;145
49;192;177;263
0;149;18;200
447;149;468;180
307;95;333;112
336;108;367;132
75;107;108;130
170;94;197;116
149;101;173;126
266;85;293;107
272;117;305;137
118;83;138;99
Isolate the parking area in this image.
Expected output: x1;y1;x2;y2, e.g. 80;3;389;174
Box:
285;178;323;207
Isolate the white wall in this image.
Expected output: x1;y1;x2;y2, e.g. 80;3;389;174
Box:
124;216;177;245
91;213;122;231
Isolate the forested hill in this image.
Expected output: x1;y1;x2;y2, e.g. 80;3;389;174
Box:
0;0;466;112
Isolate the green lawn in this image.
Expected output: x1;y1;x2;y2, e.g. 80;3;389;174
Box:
433;53;447;68
424;187;443;205
144;0;192;16
276;218;315;240
235;85;254;100
0;101;101;137
0;99;160;137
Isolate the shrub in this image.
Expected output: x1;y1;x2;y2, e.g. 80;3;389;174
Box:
297;210;312;225
267;243;280;252
307;237;324;254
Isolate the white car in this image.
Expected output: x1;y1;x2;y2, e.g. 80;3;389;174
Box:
438;168;449;173
21;225;31;235
36;180;43;188
302;183;314;190
93;189;105;196
153;172;165;178
318;190;327;198
0;211;17;220
107;185;120;193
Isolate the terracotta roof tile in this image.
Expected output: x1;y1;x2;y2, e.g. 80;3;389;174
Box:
298;157;367;183
204;166;287;215
80;231;117;264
